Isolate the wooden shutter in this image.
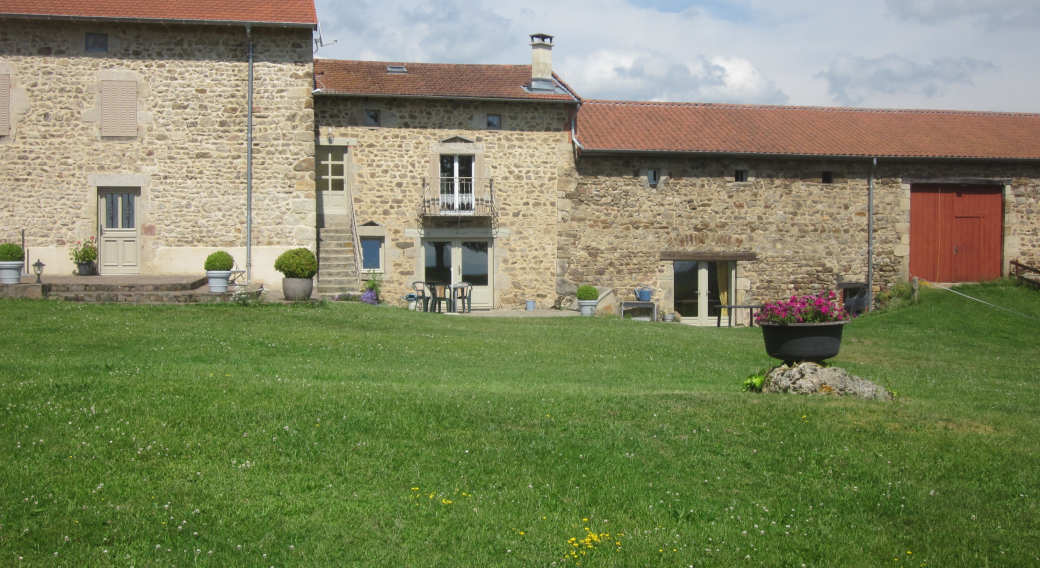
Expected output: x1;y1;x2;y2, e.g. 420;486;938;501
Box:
0;75;10;136
101;80;137;137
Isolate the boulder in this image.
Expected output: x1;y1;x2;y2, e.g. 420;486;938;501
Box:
762;362;892;401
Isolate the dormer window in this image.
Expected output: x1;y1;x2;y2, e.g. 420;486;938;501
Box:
486;114;501;130
86;33;108;52
647;169;660;187
365;110;380;127
386;65;407;74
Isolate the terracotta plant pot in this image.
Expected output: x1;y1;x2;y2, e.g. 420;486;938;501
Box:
282;277;313;301
760;321;845;364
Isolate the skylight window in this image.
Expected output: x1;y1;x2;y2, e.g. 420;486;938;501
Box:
386;65;407;74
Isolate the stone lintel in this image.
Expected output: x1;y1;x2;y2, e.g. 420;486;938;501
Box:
88;173;151;187
404;228;510;238
660;250;756;261
316;137;357;146
902;177;1012;185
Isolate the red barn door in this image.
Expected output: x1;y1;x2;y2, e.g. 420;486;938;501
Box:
910;184;1002;282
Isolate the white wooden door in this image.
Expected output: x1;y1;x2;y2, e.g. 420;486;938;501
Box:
98;189;141;275
316;146;348;216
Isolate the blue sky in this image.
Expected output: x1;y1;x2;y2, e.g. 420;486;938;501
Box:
313;0;1040;112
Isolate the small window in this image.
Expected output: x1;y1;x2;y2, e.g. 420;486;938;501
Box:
360;237;384;272
365;110;380;127
647;169;660;187
486;114;501;130
734;169;748;182
86;33;108;52
386;65;407;74
821;171;834;184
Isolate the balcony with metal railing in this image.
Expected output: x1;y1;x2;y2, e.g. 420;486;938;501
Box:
421;177;496;218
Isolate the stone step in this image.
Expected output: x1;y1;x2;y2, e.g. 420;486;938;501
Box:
44;277;208;293
317;277;359;287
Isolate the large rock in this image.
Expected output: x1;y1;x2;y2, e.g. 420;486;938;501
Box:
762;362;892;401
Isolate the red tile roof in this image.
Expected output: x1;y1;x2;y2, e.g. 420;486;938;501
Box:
0;0;317;27
314;59;579;102
577;100;1040;160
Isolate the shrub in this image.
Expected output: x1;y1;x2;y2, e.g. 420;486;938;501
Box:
204;251;234;272
756;290;849;324
361;289;379;305
576;285;599;301
274;248;317;279
362;273;383;300
0;243;24;262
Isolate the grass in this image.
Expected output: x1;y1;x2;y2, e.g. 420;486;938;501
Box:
1;280;1039;567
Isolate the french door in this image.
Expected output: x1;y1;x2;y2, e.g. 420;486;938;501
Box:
439;155;474;213
423;239;493;308
98;188;141;275
316;146;348;216
673;260;734;325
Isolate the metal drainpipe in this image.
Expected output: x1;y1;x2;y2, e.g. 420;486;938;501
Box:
245;25;254;283
570;104;584;150
868;157;876;311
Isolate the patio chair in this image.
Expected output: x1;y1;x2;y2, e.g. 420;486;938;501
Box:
427;282;452;313
453;282;473;313
412;281;431;312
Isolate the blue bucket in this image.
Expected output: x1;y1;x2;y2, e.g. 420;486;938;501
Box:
635;288;653;301
526;300;536;311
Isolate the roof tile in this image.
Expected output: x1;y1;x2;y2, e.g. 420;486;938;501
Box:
577;100;1040;160
0;0;317;27
315;59;579;102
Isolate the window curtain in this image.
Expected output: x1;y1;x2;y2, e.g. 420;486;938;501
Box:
716;262;729;318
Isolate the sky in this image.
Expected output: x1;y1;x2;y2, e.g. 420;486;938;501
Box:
312;0;1040;113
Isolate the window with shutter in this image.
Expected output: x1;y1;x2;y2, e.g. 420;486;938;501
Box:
101;80;137;137
0;75;10;136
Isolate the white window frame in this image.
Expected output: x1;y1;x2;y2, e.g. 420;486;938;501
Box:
359;237;384;273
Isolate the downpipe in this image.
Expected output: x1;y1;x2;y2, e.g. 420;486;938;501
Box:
245;25;254;284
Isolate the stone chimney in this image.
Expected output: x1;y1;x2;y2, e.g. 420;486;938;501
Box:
530;33;555;92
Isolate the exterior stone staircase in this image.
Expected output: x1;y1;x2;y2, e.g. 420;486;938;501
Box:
317;221;361;298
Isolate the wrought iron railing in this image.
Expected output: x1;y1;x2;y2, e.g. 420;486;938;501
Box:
421;177;495;217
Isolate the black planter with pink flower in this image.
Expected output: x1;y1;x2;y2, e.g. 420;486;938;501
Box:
760;321;845;364
756;291;850;364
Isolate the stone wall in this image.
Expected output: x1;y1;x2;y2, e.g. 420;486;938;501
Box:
314;95;576;308
0;21;314;284
561;155;1040;310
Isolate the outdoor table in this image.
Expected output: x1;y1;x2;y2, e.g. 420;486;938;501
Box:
714;304;763;327
619;300;657;321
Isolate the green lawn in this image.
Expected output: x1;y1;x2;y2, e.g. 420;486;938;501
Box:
1;282;1038;567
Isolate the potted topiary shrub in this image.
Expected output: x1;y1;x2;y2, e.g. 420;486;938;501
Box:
204;251;235;293
274;248;317;301
757;291;850;365
0;243;25;284
576;285;599;316
69;237;98;276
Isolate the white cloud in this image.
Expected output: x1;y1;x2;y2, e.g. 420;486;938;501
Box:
312;0;1040;112
559;50;788;104
816;54;997;107
886;0;1040;26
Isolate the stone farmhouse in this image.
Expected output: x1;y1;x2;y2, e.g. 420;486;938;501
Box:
3;0;1039;322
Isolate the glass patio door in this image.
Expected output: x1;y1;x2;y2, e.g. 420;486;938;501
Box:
673;260;733;325
423;239;493;309
439;155;474;213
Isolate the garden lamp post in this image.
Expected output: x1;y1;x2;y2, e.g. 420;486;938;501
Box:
32;259;44;284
